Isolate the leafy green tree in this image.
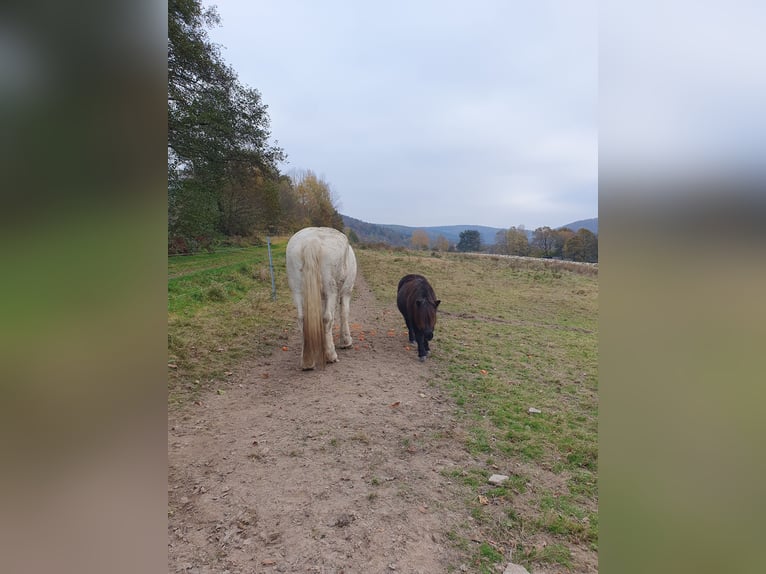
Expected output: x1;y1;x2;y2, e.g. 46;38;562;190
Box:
562;228;597;262
167;179;219;253
218;164;282;236
457;229;482;252
168;0;286;249
577;228;598;262
563;234;585;261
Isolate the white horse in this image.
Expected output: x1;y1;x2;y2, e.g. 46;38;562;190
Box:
285;227;357;370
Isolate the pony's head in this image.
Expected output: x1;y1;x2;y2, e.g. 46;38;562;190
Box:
415;298;441;340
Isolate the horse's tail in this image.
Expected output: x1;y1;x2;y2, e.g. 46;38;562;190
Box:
301;242;326;370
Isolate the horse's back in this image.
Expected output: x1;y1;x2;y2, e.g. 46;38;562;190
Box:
287;227;355;280
397;274;435;302
397;273;424;293
287;227;349;260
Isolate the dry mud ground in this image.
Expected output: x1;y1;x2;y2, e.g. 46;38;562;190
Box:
169;270;578;573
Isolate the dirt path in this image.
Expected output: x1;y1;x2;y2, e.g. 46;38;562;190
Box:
168;271;482;574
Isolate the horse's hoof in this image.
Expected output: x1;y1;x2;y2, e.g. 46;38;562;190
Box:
301;364;315;371
409;339;416;345
419;355;426;362
338;342;352;349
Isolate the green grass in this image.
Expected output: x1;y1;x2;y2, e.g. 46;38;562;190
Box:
356;247;598;573
168;245;283;316
167;239;295;402
474;542;504;573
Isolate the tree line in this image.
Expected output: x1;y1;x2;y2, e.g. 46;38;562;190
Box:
168;0;342;253
407;226;598;262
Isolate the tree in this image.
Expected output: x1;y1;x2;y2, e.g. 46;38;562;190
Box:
411;229;430;250
457;229;481;252
346;228;360;244
577;228;598;262
168;0;286;249
218;163;282;236
563;234;585;261
168;179;220;253
551;227;575;258
289;170;343;231
493;230;509;254
561;228;598;261
433;235;450;252
168;0;284;183
505;226;530;256
531;226;556;258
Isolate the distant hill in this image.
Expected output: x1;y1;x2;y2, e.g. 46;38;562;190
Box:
342;214;598;247
559;217;598;234
341;215;410;246
382;224;505;246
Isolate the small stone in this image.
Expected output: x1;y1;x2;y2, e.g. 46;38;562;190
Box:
503;562;531;574
528;407;542;414
488;474;509;485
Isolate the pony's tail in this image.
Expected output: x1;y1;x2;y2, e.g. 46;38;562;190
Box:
301;242;325;370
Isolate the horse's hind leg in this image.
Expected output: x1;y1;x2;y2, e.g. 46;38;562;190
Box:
338;290;353;348
323;292;339;363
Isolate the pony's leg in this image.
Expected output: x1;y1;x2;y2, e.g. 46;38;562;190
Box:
338;291;352;348
415;333;427;361
405;318;416;344
323;292;339;363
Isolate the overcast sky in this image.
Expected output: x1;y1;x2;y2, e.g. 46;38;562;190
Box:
202;0;597;229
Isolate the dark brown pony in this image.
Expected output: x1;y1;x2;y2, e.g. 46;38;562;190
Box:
396;274;440;362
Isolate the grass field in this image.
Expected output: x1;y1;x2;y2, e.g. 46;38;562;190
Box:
356;248;598;571
168;243;598;571
167;240;295;402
